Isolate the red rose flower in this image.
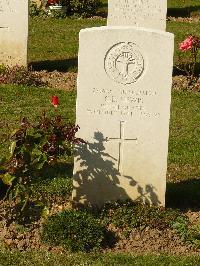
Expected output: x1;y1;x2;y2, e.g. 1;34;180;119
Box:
179;36;194;51
51;96;59;108
48;0;59;5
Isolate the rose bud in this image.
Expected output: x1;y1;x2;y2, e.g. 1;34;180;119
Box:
51;96;59;108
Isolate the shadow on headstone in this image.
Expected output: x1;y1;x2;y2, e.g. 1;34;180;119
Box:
73;132;161;208
29;58;78;72
166;179;200;211
167;6;200;18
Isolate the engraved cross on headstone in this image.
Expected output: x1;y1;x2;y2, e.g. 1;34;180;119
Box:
106;121;137;174
116;52;136;77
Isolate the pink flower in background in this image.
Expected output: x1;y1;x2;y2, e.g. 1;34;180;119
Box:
51;96;59;108
179;36;194;51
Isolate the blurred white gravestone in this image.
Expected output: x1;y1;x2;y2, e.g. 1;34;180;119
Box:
0;0;28;67
108;0;167;31
72;0;174;207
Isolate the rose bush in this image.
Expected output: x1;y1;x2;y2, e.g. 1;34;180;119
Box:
0;96;84;211
178;35;200;77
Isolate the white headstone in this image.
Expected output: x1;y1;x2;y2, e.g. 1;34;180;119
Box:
0;0;28;67
108;0;167;31
73;0;174;207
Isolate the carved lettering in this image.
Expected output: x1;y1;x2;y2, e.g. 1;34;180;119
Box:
0;0;15;14
87;87;160;118
110;0;164;21
108;0;167;30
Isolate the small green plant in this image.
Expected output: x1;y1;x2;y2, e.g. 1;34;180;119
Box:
171;216;190;240
0;65;46;87
29;2;47;17
100;201;181;231
42;209;106;251
0;96;84;210
100;201;200;248
171;217;200;248
49;9;67;18
68;0;102;18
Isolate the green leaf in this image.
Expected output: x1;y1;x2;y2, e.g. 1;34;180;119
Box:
10;129;19;138
0;157;7;168
9;141;16;156
34;132;42;138
35;160;45;170
13;185;20;198
0;173;16;186
32;148;43;156
41;206;50;219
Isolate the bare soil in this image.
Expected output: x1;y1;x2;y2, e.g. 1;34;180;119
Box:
36;71;200;92
172;75;200;92
38;71;77;91
0;199;199;255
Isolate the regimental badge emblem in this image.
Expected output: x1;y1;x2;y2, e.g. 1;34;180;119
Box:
104;42;144;85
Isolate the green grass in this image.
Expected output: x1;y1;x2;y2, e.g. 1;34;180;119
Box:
167;91;200;208
0;2;200;261
0;86;199;176
0;249;199;266
168;0;200;9
168;0;200;17
0;85;76;198
169;91;200;167
28;18;200;72
101;0;200;17
0;85;199;204
0;85;76;140
102;0;200;8
29;18;105;71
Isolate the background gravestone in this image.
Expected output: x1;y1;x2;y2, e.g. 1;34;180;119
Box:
73;0;174;207
108;0;167;31
0;0;28;67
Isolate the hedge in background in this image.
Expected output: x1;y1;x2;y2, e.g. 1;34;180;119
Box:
30;0;102;18
67;0;101;17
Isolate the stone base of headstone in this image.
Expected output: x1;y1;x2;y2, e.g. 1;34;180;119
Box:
72;26;174;208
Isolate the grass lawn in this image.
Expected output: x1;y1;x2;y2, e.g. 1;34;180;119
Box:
101;0;200;17
29;18;200;72
0;3;200;264
0;249;200;266
168;0;200;17
168;0;200;7
0;85;199;208
29;18;105;71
